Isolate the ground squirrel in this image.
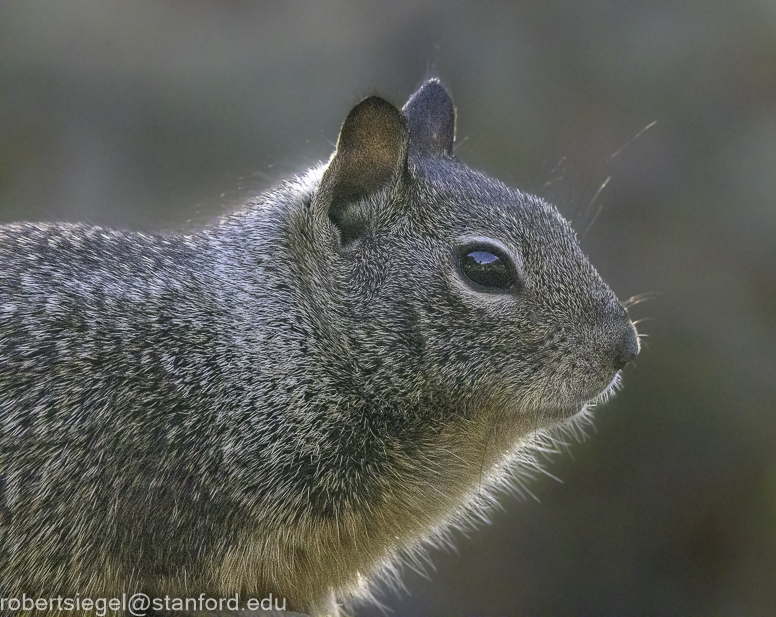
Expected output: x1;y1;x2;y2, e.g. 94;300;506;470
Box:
0;80;639;616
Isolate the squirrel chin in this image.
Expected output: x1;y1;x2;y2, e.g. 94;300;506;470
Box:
596;371;624;405
565;372;624;421
549;373;624;423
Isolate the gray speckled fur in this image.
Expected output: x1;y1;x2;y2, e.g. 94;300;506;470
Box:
0;81;638;616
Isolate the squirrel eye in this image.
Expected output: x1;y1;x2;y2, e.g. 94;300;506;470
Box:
458;244;517;291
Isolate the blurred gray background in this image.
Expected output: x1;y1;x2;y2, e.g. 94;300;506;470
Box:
2;1;775;615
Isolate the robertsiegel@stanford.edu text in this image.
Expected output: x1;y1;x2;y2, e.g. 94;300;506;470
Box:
0;592;287;615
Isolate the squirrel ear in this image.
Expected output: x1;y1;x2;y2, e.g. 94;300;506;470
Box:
402;79;456;157
318;96;408;243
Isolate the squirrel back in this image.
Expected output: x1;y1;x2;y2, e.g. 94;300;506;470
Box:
0;80;639;616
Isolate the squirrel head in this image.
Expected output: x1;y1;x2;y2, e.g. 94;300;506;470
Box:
303;79;639;433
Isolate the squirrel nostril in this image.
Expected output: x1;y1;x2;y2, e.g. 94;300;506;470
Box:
613;323;640;370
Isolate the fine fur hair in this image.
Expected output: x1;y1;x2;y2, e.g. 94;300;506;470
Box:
0;80;639;616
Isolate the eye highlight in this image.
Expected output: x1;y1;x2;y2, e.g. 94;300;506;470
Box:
457;243;519;292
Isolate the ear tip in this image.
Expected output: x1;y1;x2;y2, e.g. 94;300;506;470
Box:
422;77;452;97
403;79;454;114
355;95;400;113
349;95;405;126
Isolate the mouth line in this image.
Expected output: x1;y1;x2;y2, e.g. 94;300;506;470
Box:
575;371;623;415
594;371;623;405
561;371;624;418
518;371;625;425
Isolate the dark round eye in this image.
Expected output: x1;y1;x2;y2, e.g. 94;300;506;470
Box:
458;244;518;291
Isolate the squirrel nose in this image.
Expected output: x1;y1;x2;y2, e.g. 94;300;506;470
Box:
612;321;640;370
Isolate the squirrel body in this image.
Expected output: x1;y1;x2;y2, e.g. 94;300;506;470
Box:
0;81;639;616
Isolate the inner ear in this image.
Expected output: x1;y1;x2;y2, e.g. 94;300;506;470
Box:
317;96;408;245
